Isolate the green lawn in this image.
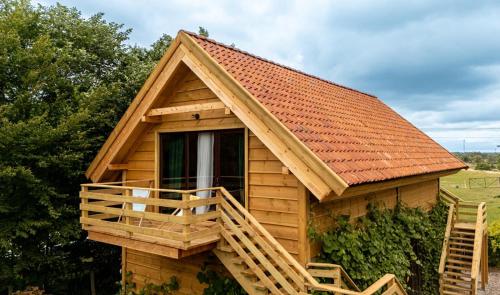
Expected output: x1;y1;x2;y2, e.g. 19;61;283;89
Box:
441;170;500;224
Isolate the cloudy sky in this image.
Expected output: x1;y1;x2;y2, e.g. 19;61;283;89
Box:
37;0;500;152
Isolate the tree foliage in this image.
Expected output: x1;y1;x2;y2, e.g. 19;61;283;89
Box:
0;0;181;293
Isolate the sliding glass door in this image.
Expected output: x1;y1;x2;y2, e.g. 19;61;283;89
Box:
160;129;245;205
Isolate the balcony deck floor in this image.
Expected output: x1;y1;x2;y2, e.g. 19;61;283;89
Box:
85;217;220;259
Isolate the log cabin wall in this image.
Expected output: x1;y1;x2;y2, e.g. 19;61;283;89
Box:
247;132;308;264
307;178;439;259
125;249;218;293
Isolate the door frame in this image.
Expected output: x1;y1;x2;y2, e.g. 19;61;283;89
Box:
154;127;249;209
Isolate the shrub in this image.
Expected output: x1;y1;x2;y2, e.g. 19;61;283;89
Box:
120;272;179;295
197;265;246;295
309;202;448;295
489;221;500;267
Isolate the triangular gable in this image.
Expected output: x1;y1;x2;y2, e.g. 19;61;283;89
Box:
85;31;345;200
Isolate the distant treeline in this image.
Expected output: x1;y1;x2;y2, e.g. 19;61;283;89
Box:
453;152;500;171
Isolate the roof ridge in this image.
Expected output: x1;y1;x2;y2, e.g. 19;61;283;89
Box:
180;30;378;99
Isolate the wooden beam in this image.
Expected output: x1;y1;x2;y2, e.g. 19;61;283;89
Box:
140;116;163;123
146;101;226;117
108;163;128;171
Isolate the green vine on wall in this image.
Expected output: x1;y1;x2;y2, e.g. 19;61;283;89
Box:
308;201;448;295
120;272;179;295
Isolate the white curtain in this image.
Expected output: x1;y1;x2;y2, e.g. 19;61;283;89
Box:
195;132;214;214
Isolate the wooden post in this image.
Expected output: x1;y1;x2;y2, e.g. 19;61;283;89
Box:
121;247;127;295
182;193;191;248
81;186;88;228
124;189;132;237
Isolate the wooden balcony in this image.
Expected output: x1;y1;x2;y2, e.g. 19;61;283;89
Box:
80;180;222;259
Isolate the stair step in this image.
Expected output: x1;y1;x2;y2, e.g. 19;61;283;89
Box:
450;236;475;242
253;281;268;291
446;264;470;271
443;290;470;295
449;241;474;248
218;245;235;253
449;247;473;253
444;276;472;284
449;253;473;260
446;259;472;266
444;270;471;279
454;223;475;230
241;269;257;278
232;257;245;265
443;283;473;292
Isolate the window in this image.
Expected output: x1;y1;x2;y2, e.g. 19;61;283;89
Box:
160;129;245;205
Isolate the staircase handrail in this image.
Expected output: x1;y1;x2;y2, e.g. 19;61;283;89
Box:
439;203;455;275
470;202;486;287
439;188;463;207
219;187;407;295
306;262;361;291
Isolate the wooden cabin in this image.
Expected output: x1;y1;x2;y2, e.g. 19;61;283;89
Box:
80;31;483;294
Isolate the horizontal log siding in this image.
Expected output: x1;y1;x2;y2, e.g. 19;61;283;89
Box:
248;132;302;258
125;249;227;294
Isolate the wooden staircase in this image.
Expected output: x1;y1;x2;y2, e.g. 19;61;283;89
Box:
439;189;489;295
215;187;407;295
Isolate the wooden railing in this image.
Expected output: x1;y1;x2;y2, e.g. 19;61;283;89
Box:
306;263;360;291
470;202;487;292
218;187;407;295
80;180;222;249
80;181;408;294
439;188;463;208
438;203;455;293
438;188;489;294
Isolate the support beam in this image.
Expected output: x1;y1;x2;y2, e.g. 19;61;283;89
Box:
108;163;129;171
146;101;226;118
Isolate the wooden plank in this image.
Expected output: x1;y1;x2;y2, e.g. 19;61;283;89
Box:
146;101;226;117
170;88;216;101
128;151;154;161
249;185;299;200
249;173;298;187
81;204;186;225
108;163;128;171
249;160;284;173
250;209;299;226
249;197;298;213
88;230;180;259
155;117;244;132
81;191;184;208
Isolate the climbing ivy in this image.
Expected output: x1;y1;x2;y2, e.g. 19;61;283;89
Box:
309;201;448;295
120;272;179;295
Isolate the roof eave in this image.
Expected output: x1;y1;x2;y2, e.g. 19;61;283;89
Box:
85;34;183;182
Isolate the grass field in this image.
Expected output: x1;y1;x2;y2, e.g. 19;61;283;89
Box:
441;169;500;224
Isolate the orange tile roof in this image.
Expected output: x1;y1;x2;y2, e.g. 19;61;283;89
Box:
187;32;466;185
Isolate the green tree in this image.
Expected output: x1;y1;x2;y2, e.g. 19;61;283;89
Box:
0;0;175;293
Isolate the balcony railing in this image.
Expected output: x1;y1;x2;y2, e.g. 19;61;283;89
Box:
80;179;222;251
